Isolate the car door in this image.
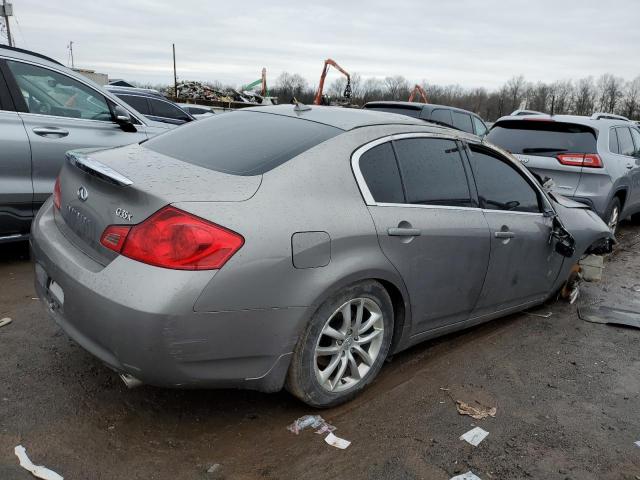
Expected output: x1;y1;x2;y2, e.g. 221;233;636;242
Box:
465;144;564;315
3;59;149;209
354;135;491;334
626;127;640;212
0;61;32;238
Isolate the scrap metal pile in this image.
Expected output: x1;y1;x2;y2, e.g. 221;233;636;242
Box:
168;80;275;105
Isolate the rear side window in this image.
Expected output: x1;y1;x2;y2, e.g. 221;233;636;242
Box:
144;111;342;176
118;94;150;115
616;127;634;156
149;98;191;121
487;120;597;156
468;147;540;213
609;128;619;154
359;142;404;204
430;108;453;126
473;116;488;136
394;138;472;207
452;111;473;133
630;128;640;158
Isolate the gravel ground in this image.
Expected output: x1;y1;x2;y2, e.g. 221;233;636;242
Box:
1;224;639;480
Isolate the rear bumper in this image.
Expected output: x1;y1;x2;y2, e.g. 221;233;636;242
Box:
30;200;306;392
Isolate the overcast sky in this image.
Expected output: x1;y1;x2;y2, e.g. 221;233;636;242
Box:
6;0;640;89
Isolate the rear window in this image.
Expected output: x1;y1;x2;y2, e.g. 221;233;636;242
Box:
487;120;597;157
143;111;342;176
364;105;421;118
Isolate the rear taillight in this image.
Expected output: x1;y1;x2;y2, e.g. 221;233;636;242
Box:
100;206;244;270
53;176;61;209
556;153;603;168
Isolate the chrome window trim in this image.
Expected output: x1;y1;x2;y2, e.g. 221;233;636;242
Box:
1;56;148;125
352;132;551;215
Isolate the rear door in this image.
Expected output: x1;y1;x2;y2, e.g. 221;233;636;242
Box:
3;59;148;209
354;135;491;334
487;120;598;197
624;127;640;212
465;145;564;314
0;60;32;237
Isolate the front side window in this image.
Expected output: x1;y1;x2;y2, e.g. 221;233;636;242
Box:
358;142;404;204
473;116;488;137
468;147;540;213
6;61;111;121
616;127;635;156
451;111;473;133
628;128;640;158
394;138;472;207
149;98;191;121
117;94;150;115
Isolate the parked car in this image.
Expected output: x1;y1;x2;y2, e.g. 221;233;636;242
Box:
178;103;217;119
106;86;195;126
32;105;613;407
363;101;489;137
486;113;640;232
0;45;172;243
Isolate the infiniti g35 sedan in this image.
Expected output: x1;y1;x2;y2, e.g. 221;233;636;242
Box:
31;105;613;407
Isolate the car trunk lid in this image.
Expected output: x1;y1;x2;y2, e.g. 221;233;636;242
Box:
54;144;261;266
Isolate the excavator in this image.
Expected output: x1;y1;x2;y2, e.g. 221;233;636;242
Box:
313;58;351;105
408;84;428;103
242;68;268;96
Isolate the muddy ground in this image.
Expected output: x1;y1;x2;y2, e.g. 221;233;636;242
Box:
1;224;639;480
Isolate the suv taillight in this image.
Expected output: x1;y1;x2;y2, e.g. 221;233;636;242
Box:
53;176;61;210
556;153;603;168
100;206;244;270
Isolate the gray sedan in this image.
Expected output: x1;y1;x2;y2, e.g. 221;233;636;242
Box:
31;105;613;407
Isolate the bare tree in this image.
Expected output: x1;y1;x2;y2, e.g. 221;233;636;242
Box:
384;75;410;100
596;74;624;113
505;75;526;112
573;77;596;116
550;80;574;114
621;76;640;119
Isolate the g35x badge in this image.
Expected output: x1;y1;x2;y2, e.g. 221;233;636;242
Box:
115;208;133;222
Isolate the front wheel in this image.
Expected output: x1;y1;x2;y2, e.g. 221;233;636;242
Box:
604;197;621;235
286;281;394;408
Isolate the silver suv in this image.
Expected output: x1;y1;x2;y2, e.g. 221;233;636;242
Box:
0;46;173;242
487;113;640;232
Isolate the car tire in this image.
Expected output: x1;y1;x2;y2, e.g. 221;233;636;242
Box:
604;197;621;234
286;280;394;408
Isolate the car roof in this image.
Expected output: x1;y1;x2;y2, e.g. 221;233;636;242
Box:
0;44;64;67
105;86;164;98
242;104;427;131
364;101;483;118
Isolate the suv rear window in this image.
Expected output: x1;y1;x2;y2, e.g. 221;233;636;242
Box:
487;120;597;157
143;111;342;176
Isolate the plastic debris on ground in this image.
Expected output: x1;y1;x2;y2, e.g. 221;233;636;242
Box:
206;463;221;474
635;440;640;448
525;310;553;318
450;472;482;480
0;317;12;328
578;305;640;329
460;427;489;447
324;432;351;449
456;400;497;420
15;445;63;480
287;415;325;434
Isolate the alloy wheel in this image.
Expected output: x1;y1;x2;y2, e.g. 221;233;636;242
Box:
608;205;619;233
313;298;385;393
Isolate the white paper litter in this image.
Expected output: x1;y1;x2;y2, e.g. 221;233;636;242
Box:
460;427;489;447
450;471;482;480
635;440;640;448
15;445;63;480
0;317;12;328
324;432;351;449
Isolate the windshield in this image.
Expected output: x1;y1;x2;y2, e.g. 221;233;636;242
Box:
487;120;597;157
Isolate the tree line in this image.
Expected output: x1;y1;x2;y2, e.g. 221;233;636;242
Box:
270;72;640;121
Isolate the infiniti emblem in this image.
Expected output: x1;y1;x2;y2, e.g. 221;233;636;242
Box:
77;186;89;202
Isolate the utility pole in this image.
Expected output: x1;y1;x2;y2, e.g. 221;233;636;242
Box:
68;41;74;68
1;0;13;47
172;43;178;99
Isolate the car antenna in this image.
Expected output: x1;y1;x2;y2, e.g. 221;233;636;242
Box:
292;98;312;112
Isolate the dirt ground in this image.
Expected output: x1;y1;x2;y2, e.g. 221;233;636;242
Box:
1;224;639;480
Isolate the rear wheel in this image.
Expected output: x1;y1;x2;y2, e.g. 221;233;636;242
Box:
604;197;621;234
286;281;394;408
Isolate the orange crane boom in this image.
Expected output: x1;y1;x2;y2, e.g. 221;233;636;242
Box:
313;58;351;105
408;84;428;103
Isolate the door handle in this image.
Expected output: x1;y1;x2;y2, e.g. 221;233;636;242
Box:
494;231;515;239
33;127;69;137
388;227;421;236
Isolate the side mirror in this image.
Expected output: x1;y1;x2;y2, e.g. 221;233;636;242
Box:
113;105;137;132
